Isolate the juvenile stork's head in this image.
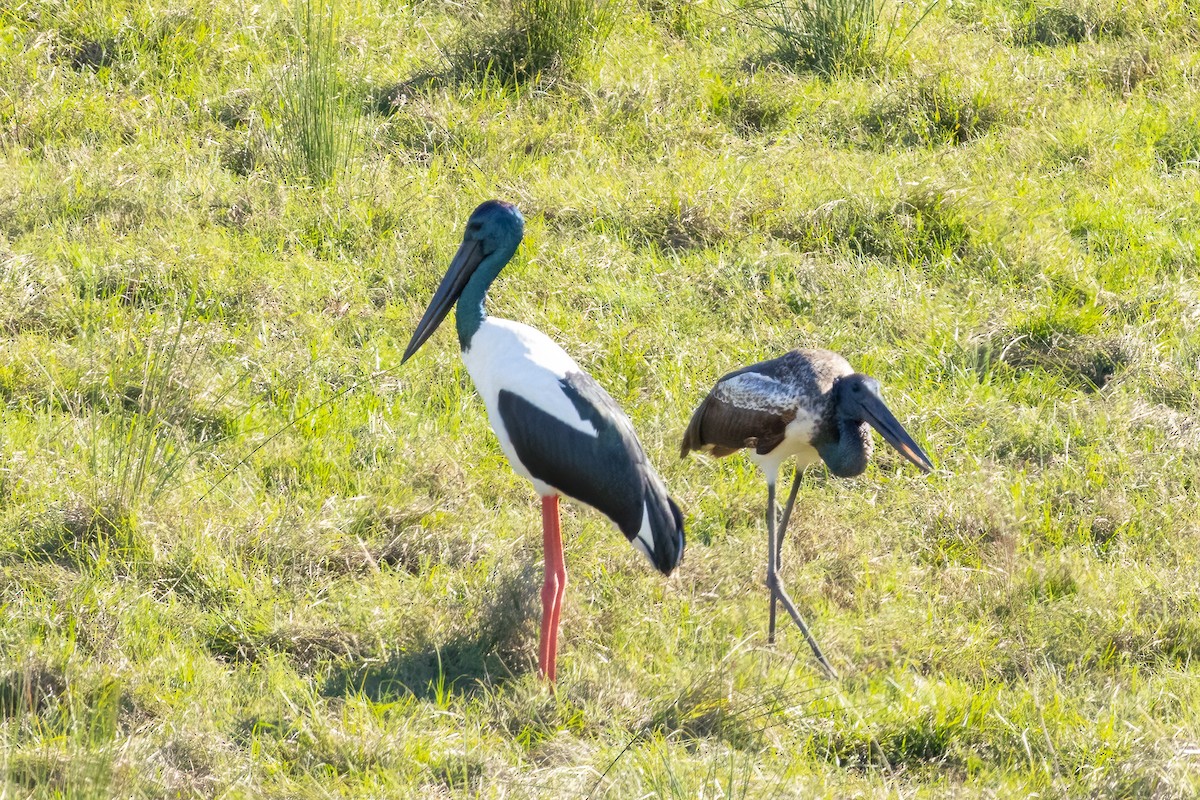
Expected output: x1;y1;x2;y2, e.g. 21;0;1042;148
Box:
833;373;934;473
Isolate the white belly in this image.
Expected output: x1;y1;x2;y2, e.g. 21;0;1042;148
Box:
749;414;821;482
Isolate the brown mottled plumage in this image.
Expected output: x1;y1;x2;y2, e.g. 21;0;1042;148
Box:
682;347;934;680
681;348;857;463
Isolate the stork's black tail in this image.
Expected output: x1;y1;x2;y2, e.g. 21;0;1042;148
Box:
628;471;685;576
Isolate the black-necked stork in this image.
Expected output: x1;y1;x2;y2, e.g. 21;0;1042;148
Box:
402;199;686;683
681;348;933;678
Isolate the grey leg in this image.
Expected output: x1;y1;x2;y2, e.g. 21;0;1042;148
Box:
770;471;803;631
765;482;838;679
767;483;778;644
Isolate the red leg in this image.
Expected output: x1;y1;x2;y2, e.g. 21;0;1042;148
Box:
539;495;567;682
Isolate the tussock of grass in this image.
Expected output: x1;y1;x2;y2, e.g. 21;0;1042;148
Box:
975;327;1129;391
1014;0;1130;47
446;0;620;85
272;1;359;187
739;0;888;76
0;660;68;717
771;186;1002;272
1154;110;1200;171
207;619;370;672
708;76;800;134
862;75;1008;147
1098;45;1158;95
27;501;146;570
639;0;714;38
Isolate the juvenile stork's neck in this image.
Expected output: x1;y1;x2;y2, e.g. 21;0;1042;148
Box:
816;418;871;478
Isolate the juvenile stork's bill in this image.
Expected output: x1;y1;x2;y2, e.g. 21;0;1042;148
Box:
402;200;686;683
681;348;933;678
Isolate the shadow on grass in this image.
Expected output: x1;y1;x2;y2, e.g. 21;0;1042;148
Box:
325;564;539;702
323;634;529;702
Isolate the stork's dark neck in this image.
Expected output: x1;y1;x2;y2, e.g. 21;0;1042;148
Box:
455;244;516;350
815;381;872;478
816;418;871;478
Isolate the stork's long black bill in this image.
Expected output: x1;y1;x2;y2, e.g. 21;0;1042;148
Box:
401;239;484;363
861;395;934;473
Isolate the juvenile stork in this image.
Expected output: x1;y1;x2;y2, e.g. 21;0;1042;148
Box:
402;200;686;683
681;348;933;678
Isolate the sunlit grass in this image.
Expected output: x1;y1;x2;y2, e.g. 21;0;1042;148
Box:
447;0;622;84
0;0;1197;796
737;0;938;75
273;0;359;186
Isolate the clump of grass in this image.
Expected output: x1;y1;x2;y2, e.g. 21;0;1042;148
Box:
862;75;1007;147
920;494;1016;568
28;500;147;570
69;296;244;549
975;325;1129;392
639;0;711;38
0;660;129;799
1154;111;1200;171
206;616;370;672
544;198;731;251
450;0;621;85
85;315;199;519
646;676;770;751
273;1;359;187
0;659;68;717
63;36;117;71
771;186;998;271
1014;0;1127;46
708;78;797;134
1025;563;1080;604
740;0;882;75
739;0;935;76
1099;46;1157;95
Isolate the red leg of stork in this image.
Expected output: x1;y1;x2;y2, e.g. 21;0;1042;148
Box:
538;495;568;682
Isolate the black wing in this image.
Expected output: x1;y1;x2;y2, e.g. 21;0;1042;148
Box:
497;371;653;540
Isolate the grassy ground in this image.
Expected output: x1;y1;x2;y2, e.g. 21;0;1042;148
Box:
1;0;1199;796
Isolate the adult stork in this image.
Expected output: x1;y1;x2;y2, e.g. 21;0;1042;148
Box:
681;348;933;678
402;199;686;682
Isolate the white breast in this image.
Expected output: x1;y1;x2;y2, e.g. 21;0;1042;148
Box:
749;409;822;481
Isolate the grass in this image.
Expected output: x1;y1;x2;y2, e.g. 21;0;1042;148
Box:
273;0;359;186
0;0;1199;796
738;0;936;75
444;0;622;86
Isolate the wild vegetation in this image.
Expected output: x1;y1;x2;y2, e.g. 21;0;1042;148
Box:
0;0;1198;796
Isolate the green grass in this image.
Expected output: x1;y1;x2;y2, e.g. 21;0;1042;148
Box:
738;0;891;75
1;0;1200;796
273;0;360;186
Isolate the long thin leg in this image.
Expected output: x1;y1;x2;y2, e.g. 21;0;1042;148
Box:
767;482;779;644
769;471;803;638
765;483;838;679
539;495;567;682
776;467;803;558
